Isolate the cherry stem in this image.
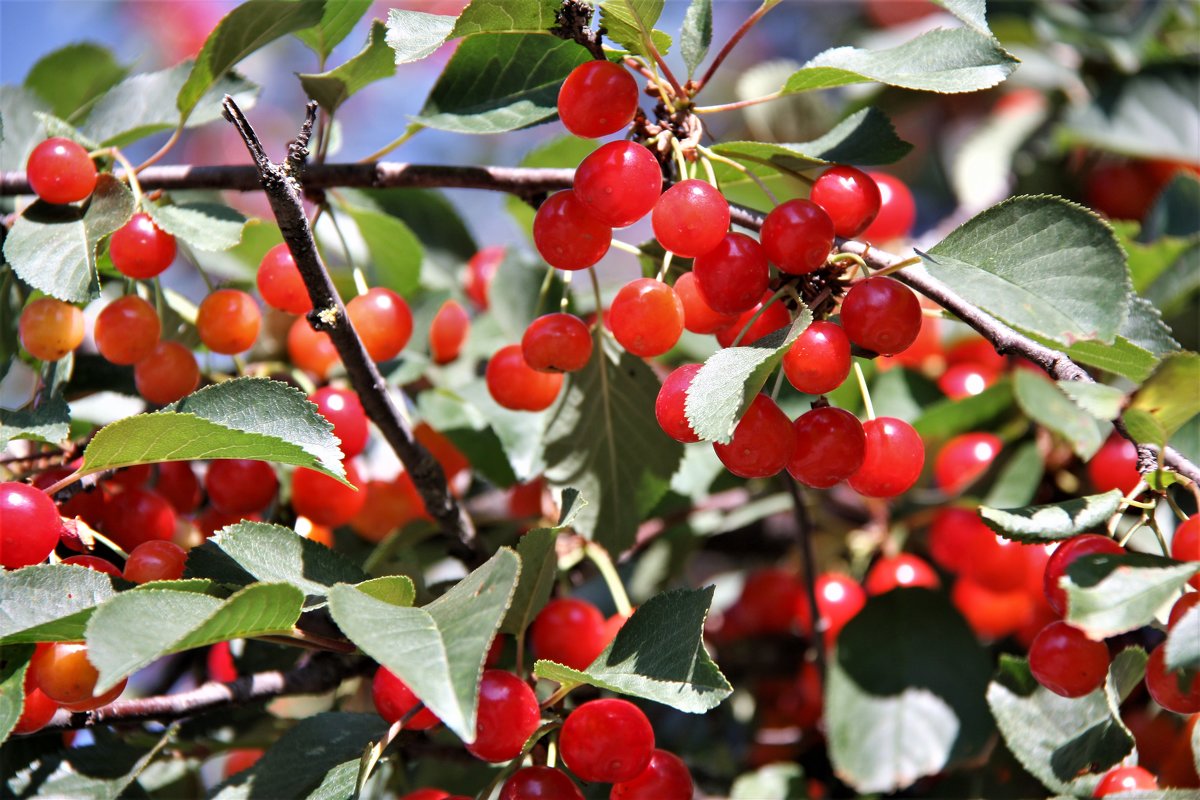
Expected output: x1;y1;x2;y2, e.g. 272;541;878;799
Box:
870;255;922;278
41;468;83;498
322;205;367;295
730;286;790;347
534;266;556;317
1165;491;1189;522
105;147;144;208
656;250;673;282
697;0;780;91
608;239;645;257
853;362;875;421
132;125;183;174
1117;513;1149;548
541;682;578;709
584;540;633;617
1145;513;1172;558
829;252;868;277
358;123;422;164
694;92;783;115
560;269;572;312
1108;479;1150;537
698;144;778;204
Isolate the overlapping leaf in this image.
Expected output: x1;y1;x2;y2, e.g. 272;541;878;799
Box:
146;200;247;253
501;488;585;636
24;43;127;120
1064;553;1200;639
979;491;1123;543
0;565;116;644
295;0;372;59
1123;352;1200;450
385;0;561;65
299;21;396;113
0;393;70;449
1014;369;1104;459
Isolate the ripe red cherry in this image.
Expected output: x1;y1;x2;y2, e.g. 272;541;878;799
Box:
109;213;177;279
734;568;802;635
103;487;176;551
429;299;470;365
521;313;593;372
692;232;770;314
12;673;59;735
860;172;916;241
62;555;122;576
123;540;188;583
840;277;922;355
372;666;441;729
1093;766;1159;797
1028;621;1110;697
794;573;867;645
466;670;541;762
26;138;97;204
223;749;264;779
1087;433;1141;495
946;336;1007;373
864;554;940;595
256;243;311;315
94;295;161;365
310;387;369;458
782;321;852;395
197;289;260;355
1084;162;1161;222
464;246;504;309
0;481;64;569
810;165;881;238
787;406;866;489
31;643;126;711
135;341;200;405
934;432;1003;494
560;698;655;782
938;362;1000;400
1172;515;1200;590
288;317;339;379
1145;644;1200;714
655;363;702;444
574;141;662;227
716;296;791;348
1043;534;1124;616
760;199;835;274
205;459;279;514
652;179;730;258
713;394;796;479
557;60;639;138
674;271;736;334
291;460;366;527
486;344;564;412
530;597;608;670
347;287;413;362
931;508;1026;592
610;278;685;358
533;190;613;271
611;750;695;800
1168;591;1200;628
500;767;583;800
847;417;924;497
952;577;1033;640
19;297;85;362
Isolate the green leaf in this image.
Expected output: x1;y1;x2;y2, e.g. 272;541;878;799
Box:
385;0;561;65
1123;352;1200;450
1146;245;1200;319
533;586;732;713
328;550;519;741
1064;553;1200;640
353;575;415;607
1014;369;1104;460
295;0;372;59
912;378;1014;441
489;251;564;339
826;589;992;794
1066;337;1160;384
80;377;347;482
600;0;668;58
0;645;33;746
1166;604;1200;672
0;85;49;172
416;388;519;487
500;489;585;636
979;491;1124;543
86;583;303;692
413;34;589;134
341;205;423;297
1057;381;1126;421
24;43;127;120
981;441;1044;509
145;200;247;253
730;763;808;800
178;0;325;118
0;393;70;449
680;0;712;77
343;188;478;278
543;334;684;553
299;21;396;113
924;196;1132;347
1145;172;1200;240
3;174;133;303
1121;294;1180;357
385;10;458;64
14;725;177;800
685;312;811;444
0;565;115;644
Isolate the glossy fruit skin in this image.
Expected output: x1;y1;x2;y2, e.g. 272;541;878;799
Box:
674;271;736;334
223;749;264;778
486;345;564;412
1173;515;1200;590
864;554;940;595
716;297;792;348
530;598;608;670
94;295;161;365
291;460;366;528
1146;645;1200;714
372;667;441;729
847;417;925;498
522;313;593;372
1169;591;1200;628
652;179;731;258
465;246;504;310
860;172;916;241
1043;534;1124;616
795;573;867;645
611;750;694;800
734;568;802;635
782;321;852;395
938;362;999;400
103;487;177;551
1028;621;1110;697
1085;162;1162;222
1093;766;1159;797
934;432;1003;494
1;481;64;569
1087;433;1141;495
840;277;922;356
310;387;369;458
929;507;1025;591
810;165;882;237
760;199;835;274
655;364;702;444
62;555;122;576
787;406;866;489
19;297;85;361
557;60;639;138
347;288;413;362
123;540;188;583
12;674;59;735
430;299;470;365
713;394;796;479
953;577;1034;640
560;698;655;783
109;213;177;279
288;317;339;379
31;643;126;711
135;341;199;405
466;670;540;762
574;141;662;227
692;232;771;314
256;243;311;314
26;138;97;204
205;459;279;514
610;279;685;358
197;289;261;355
534;190;613;271
501;766;583;800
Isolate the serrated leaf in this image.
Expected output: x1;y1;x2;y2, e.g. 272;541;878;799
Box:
0;645;33;746
924;196;1131;347
34;112;98;150
1146;245;1200;319
1057;381;1126;421
980;491;1124;543
1123;352;1200;450
0;565;115;644
500;489;585;636
295;0;372;59
145;200;246;253
86;583;303;692
0;84;49;173
3;174;133;303
1066;336;1160;383
599;0;668;58
341;205;422;297
1064;553;1200;640
0;393;70;449
543;334;683;553
981;441;1044;509
24;43;127;120
80;377;346;482
680;0;712;77
385;10;458;64
1166;604;1200;672
1121;294;1180;356
299;21;396;113
534;586;731;712
912;378;1014;441
1014;369;1104;460
685;312;812;444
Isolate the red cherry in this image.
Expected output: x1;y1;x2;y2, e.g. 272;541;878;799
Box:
655;363;702;444
31;642;126;711
26;138;97;204
256;243;312;315
522;313;593;372
197;289;260;355
94;295;161;365
530;597;608;670
1084;161;1161;222
651;179;730;258
347;287;413;362
610;279;684;358
291;460;366;527
840;276;922;356
735;568;802;635
611;750;694;800
288;317;339;379
465;246;504;310
1043;534;1124;616
847;417;924;497
716;296;791;348
430;299;470;365
713;394;796;479
500;766;583;800
860;172;916;241
674;271;737;334
123;540;188;584
1093;766;1159;797
794;573;867;645
1146;645;1200;714
1172;515;1200;590
19;297;85;362
810;165;882;238
879;310;942;372
486;344;564;412
103;487;176;551
938;362;1000;400
952;577;1033;640
349;478;427;542
61;555;121;577
12;673;59;735
574;141;662;227
928;508;1024;591
0;481;64;569
533;190;613;271
557;60;639;138
415;423;470;488
466;670;540;762
1087;433;1142;495
759;199;835;275
1168;592;1200;628
787;406;865;489
1028;621;1110;697
777;661;823;729
205;459;279;514
782;321;852;395
155;461;201;514
223;749;263;778
864;554;940;595
934;432;1002;494
400;791;455;800
692;232;771;315
112;464;153;490
507;479;544;519
946;336;1007;373
372;666;441;729
310;387;369;458
109;213;177;279
560;698;655;782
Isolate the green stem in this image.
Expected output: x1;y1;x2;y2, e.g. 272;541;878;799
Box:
584;541;633;617
730;286;790;347
534;266;556;316
359;123;422;163
853;361;875;420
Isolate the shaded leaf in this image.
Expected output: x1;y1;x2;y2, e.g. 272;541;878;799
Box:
1057;382;1125;421
295;0;373;59
299;21;396;113
980;491;1124;543
0;565;115;644
680;0;712;78
600;0;667;59
981;441;1044;509
1014;369;1104;459
146;200;246;253
1123;352;1200;450
0;393;70;449
912;378;1013;441
501;489;585;636
24;43;127;120
1064;553;1200;640
730;763;808;800
341;205;422;297
0;645;33;745
416;387;519;487
0;85;48;172
1066;337;1160;384
1166;604;1200;672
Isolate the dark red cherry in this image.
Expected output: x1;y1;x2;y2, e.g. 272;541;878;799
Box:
713;394;796;479
840;276;922;356
573;141;662;227
760;199;835;274
787;406;865;488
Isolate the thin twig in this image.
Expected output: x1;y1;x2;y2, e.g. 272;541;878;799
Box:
781;475;826;675
696;1;779;91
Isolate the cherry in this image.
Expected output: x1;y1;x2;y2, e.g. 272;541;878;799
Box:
205;459;279;514
256;243;311;315
134;341;200;405
94;295;161;365
610;278;685;358
12;672;59;735
464;246;504;310
879;308;942;372
530;597;608;670
946;336;1007;373
112;464;153;490
655;363;702;444
951;577;1033;640
692;232;771;314
522;313;593;372
652;179;731;258
1084;161;1161;221
507;479;544;519
62;555;122;576
574;141;662;227
1028;621;1110;697
938;362;999;400
207;642;238;683
560;698;655;782
26;137;97;204
759;199;835;274
223;749;264;778
860;172;916;241
1172;515;1200;590
533;190;613;271
795;573;867;645
788;406;865;488
430;299;470;365
611;750;695;800
716;296;792;348
197;289;260;355
156;461;201;513
847;417;924;497
557;60;638;138
103;486;177;551
810;165;882;238
1145;645;1200;714
782;321;852;395
1169;591;1200;628
1087;433;1141;495
864;554;940;595
31;642;126;711
674;271;737;334
109;213;177;279
500;766;583;800
929;508;1024;591
415;423;471;488
1093;766;1159;797
713;394;796;479
840;276;922;356
778;661;823;729
734;568;802;635
934;432;1002;494
0;481;64;569
1043;534;1123;616
400;791;458;800
123;540;188;583
310;387;369;458
486;344;564;411
347;287;413;362
287;317;339;379
372;666;441;729
19;297;84;362
291;460;366;527
466;670;540;762
196;508;259;538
